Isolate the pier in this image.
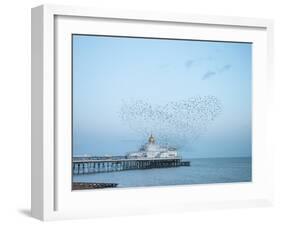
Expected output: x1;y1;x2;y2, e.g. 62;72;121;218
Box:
72;157;190;175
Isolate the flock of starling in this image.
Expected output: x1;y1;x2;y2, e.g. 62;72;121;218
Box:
120;96;222;148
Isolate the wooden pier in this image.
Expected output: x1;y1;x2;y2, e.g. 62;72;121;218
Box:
73;157;190;175
72;182;118;190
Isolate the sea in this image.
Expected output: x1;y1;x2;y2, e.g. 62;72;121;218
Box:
72;157;252;188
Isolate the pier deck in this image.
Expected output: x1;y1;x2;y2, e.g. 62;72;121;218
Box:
73;157;190;174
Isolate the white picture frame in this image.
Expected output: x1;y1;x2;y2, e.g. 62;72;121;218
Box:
31;4;274;221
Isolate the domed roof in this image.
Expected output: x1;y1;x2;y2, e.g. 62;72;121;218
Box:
148;134;155;144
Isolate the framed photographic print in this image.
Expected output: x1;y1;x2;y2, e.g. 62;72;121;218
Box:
31;4;274;221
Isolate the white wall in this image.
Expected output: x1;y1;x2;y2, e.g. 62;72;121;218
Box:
0;0;280;225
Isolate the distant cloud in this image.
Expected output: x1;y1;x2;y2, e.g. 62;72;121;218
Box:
202;64;232;80
185;60;194;69
184;57;232;81
185;57;212;70
218;64;232;73
202;71;216;80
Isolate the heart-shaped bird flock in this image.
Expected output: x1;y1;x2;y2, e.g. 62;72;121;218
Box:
120;96;222;148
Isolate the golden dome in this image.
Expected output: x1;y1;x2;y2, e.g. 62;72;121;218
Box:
148;134;155;144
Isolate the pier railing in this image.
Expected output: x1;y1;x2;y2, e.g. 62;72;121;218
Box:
73;157;190;175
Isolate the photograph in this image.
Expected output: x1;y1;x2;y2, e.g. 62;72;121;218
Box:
71;34;252;190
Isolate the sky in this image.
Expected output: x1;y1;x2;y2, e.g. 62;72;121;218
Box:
72;35;252;158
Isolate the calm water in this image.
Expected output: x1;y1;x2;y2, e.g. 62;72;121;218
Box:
73;157;252;188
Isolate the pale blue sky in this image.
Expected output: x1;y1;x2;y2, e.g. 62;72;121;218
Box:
73;35;252;158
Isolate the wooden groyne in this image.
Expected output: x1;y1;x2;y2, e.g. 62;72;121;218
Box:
72;182;118;190
73;157;190;175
